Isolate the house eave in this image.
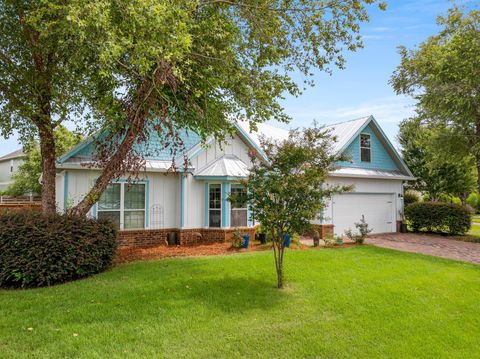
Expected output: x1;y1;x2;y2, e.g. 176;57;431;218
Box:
329;171;414;181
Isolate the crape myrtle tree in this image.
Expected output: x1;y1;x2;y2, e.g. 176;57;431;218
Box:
243;125;350;289
0;0;386;216
391;7;480;192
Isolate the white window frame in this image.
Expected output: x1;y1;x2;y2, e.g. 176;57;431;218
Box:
230;184;248;227
208;183;222;228
360;133;372;163
97;182;147;230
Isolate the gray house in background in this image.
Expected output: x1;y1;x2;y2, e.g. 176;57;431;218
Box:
0;149;25;191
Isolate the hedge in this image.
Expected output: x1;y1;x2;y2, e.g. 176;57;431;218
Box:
404;201;471;235
403;190;420;207
0;211;117;288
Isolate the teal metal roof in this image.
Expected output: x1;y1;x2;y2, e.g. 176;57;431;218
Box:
58;126;202;164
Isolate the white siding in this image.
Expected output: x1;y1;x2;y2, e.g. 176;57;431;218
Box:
56;169;181;228
191;135;254;171
320;177;404;225
0;158;24;191
183;173;205;229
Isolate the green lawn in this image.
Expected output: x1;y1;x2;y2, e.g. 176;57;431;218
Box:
1;247;479;358
468;224;480;237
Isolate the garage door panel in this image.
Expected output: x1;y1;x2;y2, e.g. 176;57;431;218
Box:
332;193;395;236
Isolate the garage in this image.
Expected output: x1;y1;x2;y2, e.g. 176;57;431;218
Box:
331;193;396;236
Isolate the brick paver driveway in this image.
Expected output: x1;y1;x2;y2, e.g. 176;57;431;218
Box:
367;233;480;264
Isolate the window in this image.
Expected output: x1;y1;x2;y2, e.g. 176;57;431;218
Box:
360;133;371;162
97;183;146;230
209;184;222;227
230;184;247;227
10;160;13;173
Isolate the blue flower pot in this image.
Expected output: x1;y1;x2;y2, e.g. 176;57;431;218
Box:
283;234;291;248
243;235;250;248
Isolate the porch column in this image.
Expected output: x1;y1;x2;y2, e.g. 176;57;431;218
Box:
180;174;185;229
222;182;230;228
204;181;209;228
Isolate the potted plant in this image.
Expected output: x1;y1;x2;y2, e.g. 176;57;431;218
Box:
167;232;177;246
256;225;267;244
283;233;291;248
243;234;250;248
312;230;320;247
398;210;408;233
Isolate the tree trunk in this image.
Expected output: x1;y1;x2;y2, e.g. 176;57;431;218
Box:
476;121;480;194
276;248;284;289
68;116;146;217
38;125;57;214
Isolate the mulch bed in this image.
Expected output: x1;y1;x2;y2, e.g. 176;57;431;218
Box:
115;243;264;264
115;241;311;264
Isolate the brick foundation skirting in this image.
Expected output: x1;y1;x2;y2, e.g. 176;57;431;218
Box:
117;227;256;248
309;224;334;239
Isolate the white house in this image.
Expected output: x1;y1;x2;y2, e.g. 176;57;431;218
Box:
55;115;413;247
0;149;25;192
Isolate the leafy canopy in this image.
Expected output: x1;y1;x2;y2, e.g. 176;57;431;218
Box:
391;6;480;190
69;0;387;145
397;116;476;201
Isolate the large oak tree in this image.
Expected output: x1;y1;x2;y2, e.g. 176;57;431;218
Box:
0;0;385;215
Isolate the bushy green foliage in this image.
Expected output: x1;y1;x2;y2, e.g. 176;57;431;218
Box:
3;126;82;196
0;211;117;288
404;202;471;235
404;190;421;207
466;193;480;213
392;7;480;192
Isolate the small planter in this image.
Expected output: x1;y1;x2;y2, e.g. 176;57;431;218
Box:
258;233;267;244
313;237;320;247
283;233;291;248
167;232;177;246
400;223;408;233
243;235;250;248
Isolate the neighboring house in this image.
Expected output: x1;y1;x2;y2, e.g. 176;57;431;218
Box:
55;115;413;247
0;149;25;192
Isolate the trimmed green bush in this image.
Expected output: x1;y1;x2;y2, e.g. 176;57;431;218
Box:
403;190;420;207
0;211;117;288
404;201;471;235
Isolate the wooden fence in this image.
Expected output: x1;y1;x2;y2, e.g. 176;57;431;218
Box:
0;196;42;212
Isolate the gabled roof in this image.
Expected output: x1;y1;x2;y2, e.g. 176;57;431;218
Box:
194;154;249;179
326;115;413;178
240;115;413;179
56;122;266;171
0;148;25;161
324;116;371;154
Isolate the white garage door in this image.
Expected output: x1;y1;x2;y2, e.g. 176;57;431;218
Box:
331;193;395;236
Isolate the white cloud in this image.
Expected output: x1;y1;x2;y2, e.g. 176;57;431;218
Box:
280;95;417;127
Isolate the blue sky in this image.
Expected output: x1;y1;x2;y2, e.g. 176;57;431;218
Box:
0;0;475;157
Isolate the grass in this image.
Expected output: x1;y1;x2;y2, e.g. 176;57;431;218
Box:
468;224;480;237
1;247;479;358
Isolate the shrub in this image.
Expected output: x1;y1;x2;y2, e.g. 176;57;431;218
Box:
344;215;372;244
0;211;117;288
231;228;244;248
404;201;471;235
404;190;420;207
466;193;480;213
